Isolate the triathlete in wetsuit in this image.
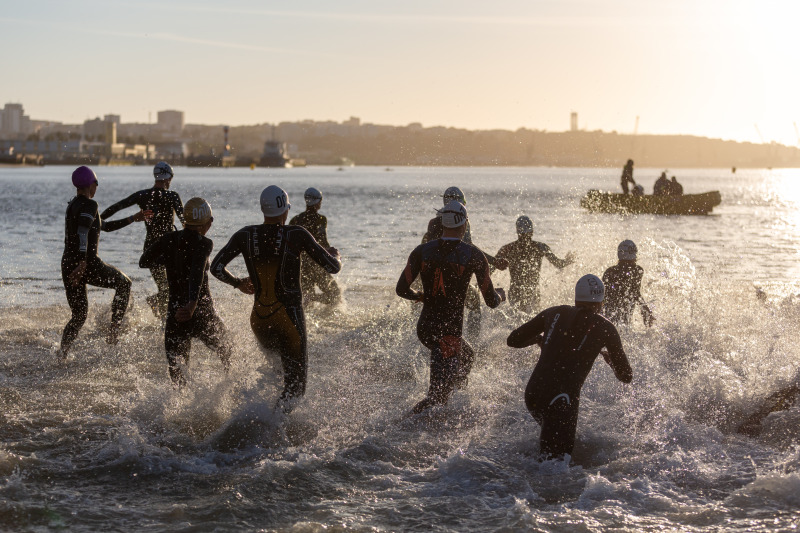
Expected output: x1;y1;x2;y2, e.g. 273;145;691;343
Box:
495;215;574;313
211;185;341;411
397;200;505;414
100;161;184;319
288;187;341;306
421;187;507;338
59;166;147;358
602;240;654;327
139;198;232;387
507;274;633;461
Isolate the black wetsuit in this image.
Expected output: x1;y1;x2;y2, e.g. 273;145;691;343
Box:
397;238;503;413
140;229;231;386
211;223;341;408
496;237;570;312
60;195;136;352
507;305;632;459
101;187;184;318
289;210;341;305
602;262;649;325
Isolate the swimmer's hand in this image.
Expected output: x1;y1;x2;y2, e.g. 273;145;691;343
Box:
136;210;153;223
176;300;197;322
327;247;340;259
494;257;509;270
564;251;576;265
68;260;87;286
496;287;506;302
237;277;255;295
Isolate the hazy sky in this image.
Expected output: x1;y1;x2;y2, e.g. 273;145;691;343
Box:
2;0;799;145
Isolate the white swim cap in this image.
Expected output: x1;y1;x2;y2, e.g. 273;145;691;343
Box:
184;197;212;226
617;239;638;260
575;274;604;302
260;185;290;217
516;215;533;235
443;186;466;206
438;200;467;228
304;187;322;206
153;161;174;180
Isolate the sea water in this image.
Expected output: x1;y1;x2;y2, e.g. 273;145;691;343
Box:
1;165;799;531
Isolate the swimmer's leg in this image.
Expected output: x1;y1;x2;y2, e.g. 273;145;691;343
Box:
164;317;190;387
195;311;232;374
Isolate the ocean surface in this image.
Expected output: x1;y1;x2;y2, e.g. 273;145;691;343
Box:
1;165;799;531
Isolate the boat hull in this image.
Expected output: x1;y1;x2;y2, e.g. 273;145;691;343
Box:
581;190;722;215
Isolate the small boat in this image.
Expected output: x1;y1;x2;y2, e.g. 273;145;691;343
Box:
580;190;722;215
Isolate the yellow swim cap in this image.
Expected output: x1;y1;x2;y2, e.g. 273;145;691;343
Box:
184;197;212;226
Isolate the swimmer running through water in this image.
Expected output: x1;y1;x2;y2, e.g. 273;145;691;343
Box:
59;166;148;358
211;185;341;412
139;197;233;387
397;200;506;414
507;274;633;461
101;161;184;319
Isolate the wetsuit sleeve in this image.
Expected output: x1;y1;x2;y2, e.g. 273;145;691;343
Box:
495;243;511;261
507;311;548;348
318;215;331;248
75;201;97;258
210;231;245;287
187;239;212;301
173;193;185;226
100;213;136;232
473;249;502;308
139;234;169;269
100;191;140;219
299;228;341;273
602;325;633;383
542;244;570;269
396;248;423;301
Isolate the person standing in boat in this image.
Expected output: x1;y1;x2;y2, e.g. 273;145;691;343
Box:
620;159;636;195
653;172;670;196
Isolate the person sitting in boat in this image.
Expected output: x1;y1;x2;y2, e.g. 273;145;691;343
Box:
620;159;636;195
653;172;670;196
632;184;645;197
669;176;684;196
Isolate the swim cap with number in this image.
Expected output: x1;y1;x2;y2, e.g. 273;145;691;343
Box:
438;200;468;228
260;185;291;216
153;161;174;180
443;186;466;206
575;274;604;302
184;197;212;226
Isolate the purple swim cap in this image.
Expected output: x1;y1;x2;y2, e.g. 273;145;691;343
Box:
72;166;98;188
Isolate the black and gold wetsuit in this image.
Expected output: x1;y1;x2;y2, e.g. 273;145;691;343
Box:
210;223;341;407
